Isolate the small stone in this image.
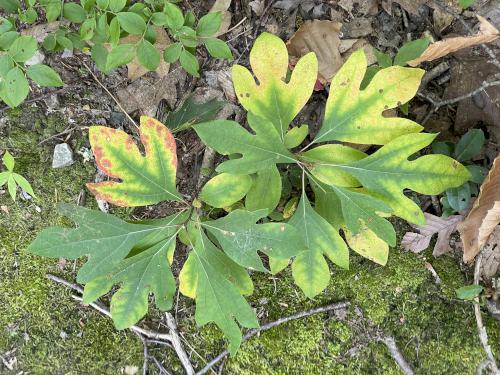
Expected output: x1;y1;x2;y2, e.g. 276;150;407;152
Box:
59;330;68;339
52;143;74;169
110;111;126;127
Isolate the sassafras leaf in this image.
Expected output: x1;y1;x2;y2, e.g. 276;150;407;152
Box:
232;32;318;140
314;49;424;145
87;116;182;206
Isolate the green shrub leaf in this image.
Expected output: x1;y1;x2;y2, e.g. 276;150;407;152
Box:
454;129;485;162
137;39;161;71
204;37;232;59
179;49;199;77
27;64;63;87
117;12;146;35
8;35;37;62
164;42;182;63
0;67;29;107
63;3;86;23
394;38;430;66
196;11;222;37
245;165;281;213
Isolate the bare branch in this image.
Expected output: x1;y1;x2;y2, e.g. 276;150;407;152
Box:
165;312;195;375
379;336;415;375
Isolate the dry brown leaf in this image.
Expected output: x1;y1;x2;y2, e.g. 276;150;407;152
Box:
480;226;500;280
210;0;232;36
401;213;464;256
341;38;377;65
21;21;61;42
287;20;343;84
459;153;500;263
118;27;171;81
408;16;500;66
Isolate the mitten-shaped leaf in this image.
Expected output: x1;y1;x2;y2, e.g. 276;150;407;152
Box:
314;49;424;145
289;192;349;298
27;204;175;283
83;211;187;329
203;209;305;271
179;224;258;354
195;112;296;174
87;116;182;207
232;32;318;140
337;133;470;224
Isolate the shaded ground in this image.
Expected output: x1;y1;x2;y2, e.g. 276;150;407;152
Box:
1;0;500;374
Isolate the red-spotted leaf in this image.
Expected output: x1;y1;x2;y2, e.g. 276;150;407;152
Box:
87;116;182;206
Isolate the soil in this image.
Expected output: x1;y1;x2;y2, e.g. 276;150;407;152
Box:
1;0;500;374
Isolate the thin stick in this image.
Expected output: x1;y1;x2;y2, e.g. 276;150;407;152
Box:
81;60;139;129
379;336;415;375
165;312;195;375
473;254;500;374
195;301;350;375
47;274;173;342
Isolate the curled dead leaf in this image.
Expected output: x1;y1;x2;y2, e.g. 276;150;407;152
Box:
459;153;500;263
402;213;464;256
408;16;500;66
287;20;343;84
210;0;232;36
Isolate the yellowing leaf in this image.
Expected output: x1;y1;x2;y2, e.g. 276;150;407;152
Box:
344;227;389;266
232;32;318;140
87;116;182;207
458;153;500;263
200;173;252;208
314;49;424;145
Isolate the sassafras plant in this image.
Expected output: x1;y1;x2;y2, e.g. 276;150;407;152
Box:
28;33;470;353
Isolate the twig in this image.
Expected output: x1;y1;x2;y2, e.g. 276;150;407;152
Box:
47;274;173;342
81;60;139;129
151;356;173;375
165;312;195;375
134;331;149;375
379;336;415;375
473;253;500;374
195;301;350;375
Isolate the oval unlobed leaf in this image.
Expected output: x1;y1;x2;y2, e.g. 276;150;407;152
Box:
27;64;63;87
200;172;252;208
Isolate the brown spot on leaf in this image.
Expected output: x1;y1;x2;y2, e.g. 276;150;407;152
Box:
379;89;383;93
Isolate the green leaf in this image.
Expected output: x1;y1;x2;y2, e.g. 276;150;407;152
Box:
27;204;180;283
458;0;475;9
178;26;198;48
163;42;182;63
373;48;392;68
7;174;16;200
179;224;258;354
301;144;366;187
83;211;188;329
80;17;96;41
0;31;18;50
432;141;454;156
2;150;14;171
337;133;470;224
179;49;199;77
109;17;120;45
456;284;482;300
195;112;296;174
164;2;184;31
165;95;224;131
8;35;37;62
63;3;86;23
151;12;168;26
200;173;252;208
204;209;305;271
91;44;109;73
117;12;147;35
0;17;13;33
454;129;485;162
42;34;57;50
467;165;488;184
446;183;471;212
86;116;183;206
204;37;232;59
315;49;424;145
394;38;430;66
0;54;13;76
108;0;126;12
0;0;20;13
196;12;222;37
284;125;308;149
245;165;281;213
40;0;61;22
96;0;108;9
344;227;389;266
0;171;9;186
12;172;36;198
137;39;161;71
106;43;135;70
0;67;29;107
232;32;318;141
289;192;349;298
27;64;63;87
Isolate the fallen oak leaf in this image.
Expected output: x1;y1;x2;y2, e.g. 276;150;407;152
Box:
458;153;500;263
287;20;343;85
401;213;464;256
408;16;499;66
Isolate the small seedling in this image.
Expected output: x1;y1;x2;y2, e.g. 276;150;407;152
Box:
432;129;487;216
0;150;36;201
